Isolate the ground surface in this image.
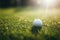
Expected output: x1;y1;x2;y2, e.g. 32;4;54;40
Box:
0;8;60;40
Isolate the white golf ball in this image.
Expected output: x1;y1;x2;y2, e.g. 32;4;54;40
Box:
33;19;42;27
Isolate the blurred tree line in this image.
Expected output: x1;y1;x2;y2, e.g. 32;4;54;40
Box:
0;0;28;8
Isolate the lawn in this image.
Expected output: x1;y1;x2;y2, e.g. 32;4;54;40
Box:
0;8;60;40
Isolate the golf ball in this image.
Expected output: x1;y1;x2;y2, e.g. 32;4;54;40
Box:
33;19;42;27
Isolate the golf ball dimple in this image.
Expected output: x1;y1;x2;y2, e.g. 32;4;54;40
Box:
33;19;42;27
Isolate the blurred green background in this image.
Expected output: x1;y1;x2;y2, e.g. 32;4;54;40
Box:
0;0;60;40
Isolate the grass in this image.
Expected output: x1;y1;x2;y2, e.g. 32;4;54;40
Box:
0;8;60;40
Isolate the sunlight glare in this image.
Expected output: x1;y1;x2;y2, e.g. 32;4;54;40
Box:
42;0;58;8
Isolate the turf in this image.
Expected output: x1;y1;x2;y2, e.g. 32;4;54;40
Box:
0;8;60;40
